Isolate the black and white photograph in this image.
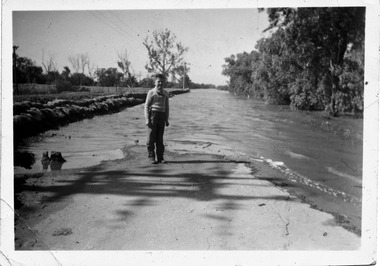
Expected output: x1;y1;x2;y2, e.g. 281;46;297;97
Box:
1;0;379;265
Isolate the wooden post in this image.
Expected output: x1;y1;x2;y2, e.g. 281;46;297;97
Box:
13;46;19;95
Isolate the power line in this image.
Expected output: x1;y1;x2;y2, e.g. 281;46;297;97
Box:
95;11;132;37
98;11;141;45
106;10;144;40
88;11;128;39
92;11;144;50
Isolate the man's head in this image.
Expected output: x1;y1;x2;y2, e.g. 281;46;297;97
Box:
154;74;165;90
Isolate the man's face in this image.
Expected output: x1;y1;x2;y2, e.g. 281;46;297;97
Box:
155;78;164;90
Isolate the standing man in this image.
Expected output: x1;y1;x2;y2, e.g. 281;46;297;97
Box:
144;74;170;164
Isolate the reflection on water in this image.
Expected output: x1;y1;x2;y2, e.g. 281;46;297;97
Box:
15;89;362;199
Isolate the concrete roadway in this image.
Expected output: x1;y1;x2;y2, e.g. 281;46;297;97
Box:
15;145;360;253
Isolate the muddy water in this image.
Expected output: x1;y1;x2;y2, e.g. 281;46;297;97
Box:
15;89;363;202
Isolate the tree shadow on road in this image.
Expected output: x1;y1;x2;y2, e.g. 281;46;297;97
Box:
14;159;297;223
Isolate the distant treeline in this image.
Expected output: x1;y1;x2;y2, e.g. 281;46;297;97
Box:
222;7;365;116
13;58;215;95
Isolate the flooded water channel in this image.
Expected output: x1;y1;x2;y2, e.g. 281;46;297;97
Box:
15;89;363;203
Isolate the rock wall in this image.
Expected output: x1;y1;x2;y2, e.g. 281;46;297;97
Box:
14;90;189;144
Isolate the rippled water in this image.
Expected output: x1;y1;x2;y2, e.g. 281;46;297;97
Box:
15;89;363;200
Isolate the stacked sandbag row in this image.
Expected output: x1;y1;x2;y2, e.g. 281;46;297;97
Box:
13;90;189;143
13;93;147;143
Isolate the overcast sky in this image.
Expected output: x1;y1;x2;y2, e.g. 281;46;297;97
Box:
13;8;269;86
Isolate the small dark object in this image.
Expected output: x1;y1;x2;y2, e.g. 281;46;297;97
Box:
258;203;266;207
14;151;35;169
50;151;66;162
50;161;64;170
52;228;73;236
41;151;51;163
41;151;51;170
323;232;328;237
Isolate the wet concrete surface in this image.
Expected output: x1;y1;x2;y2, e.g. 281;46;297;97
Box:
14;145;361;251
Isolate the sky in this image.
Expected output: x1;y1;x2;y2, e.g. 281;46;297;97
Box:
13;8;270;86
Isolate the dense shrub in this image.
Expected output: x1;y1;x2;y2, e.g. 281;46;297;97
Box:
56;79;73;93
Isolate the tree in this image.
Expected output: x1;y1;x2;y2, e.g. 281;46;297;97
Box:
172;74;191;88
139;76;155;88
45;71;60;85
68;53;90;74
222;51;262;97
117;49;137;87
14;56;45;84
42;51;57;73
68;55;80;73
143;28;188;80
95;68;123;87
223;7;365;113
252;29;293;105
68;53;91;85
61;66;71;80
70;73;94;86
117;49;132;79
264;7;365;115
171;62;190;85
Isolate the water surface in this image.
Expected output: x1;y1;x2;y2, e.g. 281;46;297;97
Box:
16;89;363;201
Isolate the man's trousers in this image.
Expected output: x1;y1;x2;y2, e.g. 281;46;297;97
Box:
146;111;166;161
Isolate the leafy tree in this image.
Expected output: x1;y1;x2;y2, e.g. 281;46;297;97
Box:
70;73;94;86
61;66;71;80
44;71;60;85
143;28;188;80
14;56;45;84
222;51;260;96
223;7;365;115
95;68;123;87
265;7;365;115
139;77;155;88
337;46;364;115
252;29;292;104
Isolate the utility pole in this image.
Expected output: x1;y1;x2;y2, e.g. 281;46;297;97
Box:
13;46;19;95
182;62;186;90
